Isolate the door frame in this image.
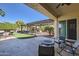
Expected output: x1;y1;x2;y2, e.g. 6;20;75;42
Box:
67;19;77;40
59;18;77;40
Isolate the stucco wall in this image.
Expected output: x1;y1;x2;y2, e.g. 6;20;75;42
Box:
58;12;79;40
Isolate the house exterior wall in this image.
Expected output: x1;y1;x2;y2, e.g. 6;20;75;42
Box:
58;12;79;40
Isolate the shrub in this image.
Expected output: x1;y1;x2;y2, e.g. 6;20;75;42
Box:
44;25;54;35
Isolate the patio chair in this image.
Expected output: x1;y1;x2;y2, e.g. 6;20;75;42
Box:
55;38;79;56
55;36;65;48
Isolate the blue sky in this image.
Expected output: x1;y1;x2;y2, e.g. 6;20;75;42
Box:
0;3;48;23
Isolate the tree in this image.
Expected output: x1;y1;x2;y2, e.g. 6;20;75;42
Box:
44;25;54;35
0;9;18;31
0;22;17;31
16;20;25;31
0;9;5;17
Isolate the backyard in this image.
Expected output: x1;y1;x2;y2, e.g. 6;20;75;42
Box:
0;3;79;56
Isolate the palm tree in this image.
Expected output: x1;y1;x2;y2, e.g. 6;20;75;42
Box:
0;9;5;17
16;20;25;31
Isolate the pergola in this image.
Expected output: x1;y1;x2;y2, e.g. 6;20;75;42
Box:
26;3;79;40
27;19;54;26
27;19;54;33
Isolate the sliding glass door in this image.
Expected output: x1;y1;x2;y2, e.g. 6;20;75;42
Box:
59;19;77;40
67;19;77;40
59;21;66;38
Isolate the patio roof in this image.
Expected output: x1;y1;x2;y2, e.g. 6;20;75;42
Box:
27;19;54;26
26;3;79;20
26;3;79;40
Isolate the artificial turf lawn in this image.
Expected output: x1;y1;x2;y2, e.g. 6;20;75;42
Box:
13;32;35;38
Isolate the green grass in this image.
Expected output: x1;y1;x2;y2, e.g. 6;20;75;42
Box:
13;32;35;39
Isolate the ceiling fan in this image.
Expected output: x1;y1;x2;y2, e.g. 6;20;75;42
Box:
56;3;71;8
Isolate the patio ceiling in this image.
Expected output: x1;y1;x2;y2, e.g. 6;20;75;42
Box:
25;3;57;20
26;3;79;20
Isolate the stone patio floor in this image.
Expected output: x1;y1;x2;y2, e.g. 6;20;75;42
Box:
0;36;78;56
0;37;54;56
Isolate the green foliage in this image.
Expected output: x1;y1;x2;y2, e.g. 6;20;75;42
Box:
0;9;5;17
16;20;25;27
0;22;17;30
40;26;45;32
44;25;49;31
44;25;54;35
31;28;35;33
13;32;34;38
16;20;26;31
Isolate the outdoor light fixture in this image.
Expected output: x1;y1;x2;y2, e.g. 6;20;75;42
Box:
59;24;62;28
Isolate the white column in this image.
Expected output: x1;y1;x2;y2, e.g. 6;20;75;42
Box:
54;19;59;40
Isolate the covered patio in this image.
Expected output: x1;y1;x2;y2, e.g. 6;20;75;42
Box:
0;3;79;56
26;3;79;40
26;3;79;56
27;19;54;37
0;36;76;56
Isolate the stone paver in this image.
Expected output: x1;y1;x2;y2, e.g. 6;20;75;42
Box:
0;37;53;56
0;36;77;56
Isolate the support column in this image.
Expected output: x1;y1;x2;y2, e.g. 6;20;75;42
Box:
54;19;59;40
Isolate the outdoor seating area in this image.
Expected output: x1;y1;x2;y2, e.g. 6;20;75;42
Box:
0;36;79;56
54;36;79;56
0;3;79;56
38;36;79;56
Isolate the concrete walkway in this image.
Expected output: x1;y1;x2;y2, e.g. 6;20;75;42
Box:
0;37;53;56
